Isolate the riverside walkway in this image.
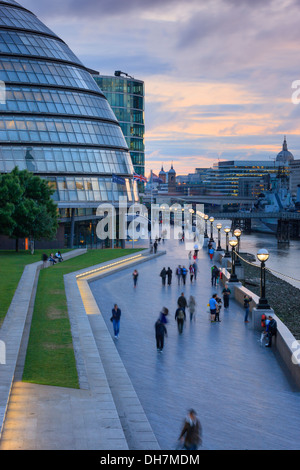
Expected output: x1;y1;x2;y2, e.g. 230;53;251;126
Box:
0;239;300;450
90;237;300;450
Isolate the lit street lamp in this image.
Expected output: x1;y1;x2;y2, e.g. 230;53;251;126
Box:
224;226;231;257
216;223;222;251
256;249;271;309
209;216;214;242
228;236;239;282
233;227;242;266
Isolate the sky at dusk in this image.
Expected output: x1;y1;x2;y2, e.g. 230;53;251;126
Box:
20;0;300;175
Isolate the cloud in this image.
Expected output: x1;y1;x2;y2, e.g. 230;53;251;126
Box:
18;0;300;173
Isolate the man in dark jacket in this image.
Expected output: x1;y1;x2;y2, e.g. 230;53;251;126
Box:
160;267;167;286
266;315;277;347
111;304;121;339
166;267;172;286
175;307;186;334
177;292;187;311
155;318;167;352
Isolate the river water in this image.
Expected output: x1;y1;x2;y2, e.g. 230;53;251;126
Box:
215;220;300;289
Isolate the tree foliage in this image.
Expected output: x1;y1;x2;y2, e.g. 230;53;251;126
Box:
0;167;58;250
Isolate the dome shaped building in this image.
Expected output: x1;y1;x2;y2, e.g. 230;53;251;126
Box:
0;0;137;248
276;136;294;163
159;165;166;183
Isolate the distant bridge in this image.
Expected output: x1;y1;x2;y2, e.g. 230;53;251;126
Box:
205;211;300;242
207;211;300;220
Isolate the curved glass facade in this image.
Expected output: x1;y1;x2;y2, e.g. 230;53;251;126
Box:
93;74;145;177
0;0;137;210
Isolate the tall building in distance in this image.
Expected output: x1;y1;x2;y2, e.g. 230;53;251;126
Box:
93;71;145;178
0;0;138;248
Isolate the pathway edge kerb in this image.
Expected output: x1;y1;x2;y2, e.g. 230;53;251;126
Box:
0;248;87;441
70;249;165;450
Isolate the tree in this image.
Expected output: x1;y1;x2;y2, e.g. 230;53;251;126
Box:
0;167;58;252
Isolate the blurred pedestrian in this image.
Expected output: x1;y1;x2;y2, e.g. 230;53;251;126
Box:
177;292;187;312
159;307;169;324
176;265;182;285
167;267;172;286
111;304;121;339
243;294;252;323
181;266;188;285
175;306;186;334
132;269;138;288
160;267;167;286
155;318;168;352
209;246;214;261
266;315;277;348
188;295;196;321
209;293;218;322
215;296;222;322
189;264;195;283
222;283;231;308
178;409;202;450
211;265;219;286
193;262;198;280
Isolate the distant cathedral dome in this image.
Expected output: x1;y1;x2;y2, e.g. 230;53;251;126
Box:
159;165;166;176
276;136;294;163
168;163;176;174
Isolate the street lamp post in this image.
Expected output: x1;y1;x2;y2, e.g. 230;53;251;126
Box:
204;215;209;238
256;249;271;309
209;216;214;243
216;223;222;251
228;236;239;282
233;227;242;266
224;226;231;257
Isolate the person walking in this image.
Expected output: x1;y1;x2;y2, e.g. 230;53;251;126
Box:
153;240;158;253
159;307;169;324
132;269;138;288
177;292;187;312
211;265;219;287
222;283;231;308
208;246;214;261
188;295;196;321
266;315;277;347
160;267;167;286
215;296;222;322
209;293;218;322
243;294;252;323
181;266;188;285
189;264;195;283
111;304;121;339
193;261;198;281
166;267;172;286
175;306;186;334
155;317;168;352
178;409;202;450
176;265;182;285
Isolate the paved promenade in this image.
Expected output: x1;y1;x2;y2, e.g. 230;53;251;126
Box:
90;237;300;450
1;239;300;450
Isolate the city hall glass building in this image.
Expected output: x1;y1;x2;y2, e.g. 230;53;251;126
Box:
93;72;145;178
0;0;138;248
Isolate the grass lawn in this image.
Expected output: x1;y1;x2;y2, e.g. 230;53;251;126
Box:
22;248;142;389
0;249;70;328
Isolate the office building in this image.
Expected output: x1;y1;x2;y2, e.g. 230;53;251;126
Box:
93;71;145;178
